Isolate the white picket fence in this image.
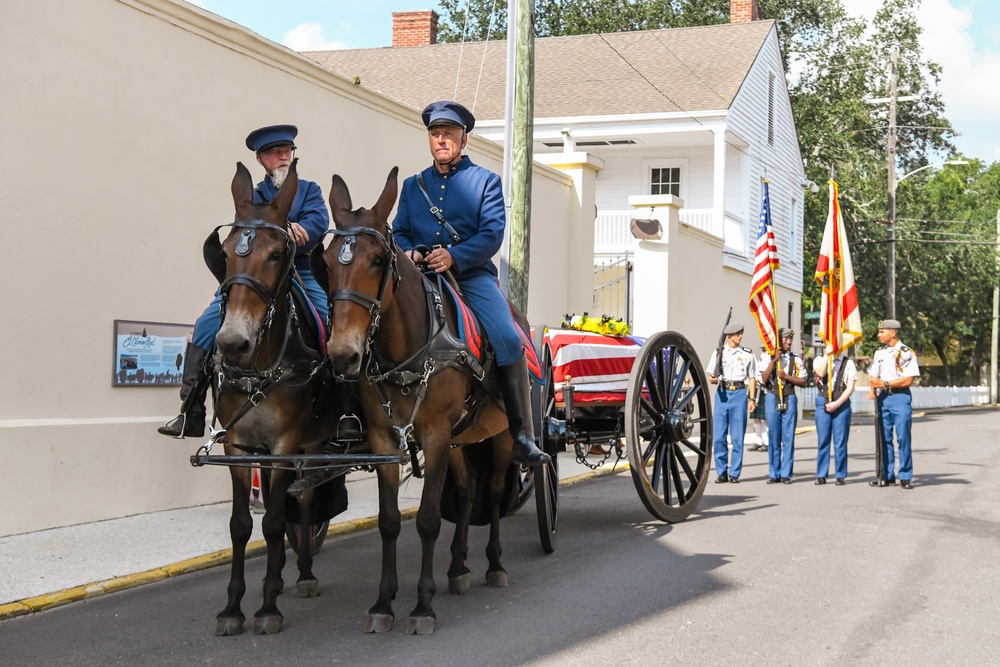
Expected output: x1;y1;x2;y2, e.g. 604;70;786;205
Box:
800;386;993;415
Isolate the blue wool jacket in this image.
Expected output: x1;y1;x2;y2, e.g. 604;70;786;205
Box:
392;156;504;280
254;176;330;268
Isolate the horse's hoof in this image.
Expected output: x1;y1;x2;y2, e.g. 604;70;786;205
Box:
486;570;509;588
296;578;319;598
253;613;283;635
448;572;471;595
215;615;245;636
405;615;436;635
363;612;394;633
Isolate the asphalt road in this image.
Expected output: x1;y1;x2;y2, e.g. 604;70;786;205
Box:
2;409;998;666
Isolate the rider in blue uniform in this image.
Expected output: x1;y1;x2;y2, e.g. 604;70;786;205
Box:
159;124;330;438
392;100;549;467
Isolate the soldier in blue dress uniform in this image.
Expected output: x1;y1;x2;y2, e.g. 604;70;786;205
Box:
867;318;920;489
813;346;858;485
760;328;807;483
705;323;757;483
392;101;549;466
159;124;331;438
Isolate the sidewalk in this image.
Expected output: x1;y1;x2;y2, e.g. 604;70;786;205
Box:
0;455;623;620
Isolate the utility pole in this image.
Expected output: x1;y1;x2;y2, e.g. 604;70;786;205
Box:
886;46;899;321
992;208;999;405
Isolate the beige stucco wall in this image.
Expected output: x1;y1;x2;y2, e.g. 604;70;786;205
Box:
0;0;577;536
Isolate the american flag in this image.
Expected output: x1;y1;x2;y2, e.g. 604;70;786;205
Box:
749;181;781;354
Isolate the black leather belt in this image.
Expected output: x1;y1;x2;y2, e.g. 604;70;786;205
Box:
723;381;746;391
886;387;910;395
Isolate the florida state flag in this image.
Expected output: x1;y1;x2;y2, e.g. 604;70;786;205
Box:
814;180;862;354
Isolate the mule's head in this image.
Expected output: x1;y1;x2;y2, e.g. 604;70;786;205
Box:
207;160;299;369
310;167;399;378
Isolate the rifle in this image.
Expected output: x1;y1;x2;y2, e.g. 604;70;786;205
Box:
713;307;732;380
873;392;890;485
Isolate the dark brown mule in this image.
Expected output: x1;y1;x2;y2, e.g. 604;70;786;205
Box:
206;160;339;636
312;168;516;635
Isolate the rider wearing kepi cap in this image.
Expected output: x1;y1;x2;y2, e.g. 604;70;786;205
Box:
158;124;333;439
391;100;550;467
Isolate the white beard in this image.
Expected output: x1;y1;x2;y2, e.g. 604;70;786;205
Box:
270;165;289;189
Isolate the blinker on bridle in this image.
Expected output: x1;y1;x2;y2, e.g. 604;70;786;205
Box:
235;228;255;256
320;226;400;368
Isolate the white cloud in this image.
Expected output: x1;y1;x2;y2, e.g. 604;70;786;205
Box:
282;23;347;51
838;0;1000;161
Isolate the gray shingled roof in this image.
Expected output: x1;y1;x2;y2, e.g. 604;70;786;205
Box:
305;20;775;120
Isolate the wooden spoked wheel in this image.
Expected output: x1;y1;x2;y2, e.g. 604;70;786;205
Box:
625;331;711;523
533;336;559;552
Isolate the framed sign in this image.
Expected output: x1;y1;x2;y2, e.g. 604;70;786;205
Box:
113;320;194;387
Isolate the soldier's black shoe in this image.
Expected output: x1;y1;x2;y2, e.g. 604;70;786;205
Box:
815;477;827;485
729;476;740;484
766;477;779;484
715;472;730;483
781;477;792;484
835;478;846;486
900;479;913;489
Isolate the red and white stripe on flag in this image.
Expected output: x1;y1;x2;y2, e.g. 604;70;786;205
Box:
814;181;862;354
749;181;781;354
543;329;642;403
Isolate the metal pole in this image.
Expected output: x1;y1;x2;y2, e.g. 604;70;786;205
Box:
886;47;898;320
991;208;999;406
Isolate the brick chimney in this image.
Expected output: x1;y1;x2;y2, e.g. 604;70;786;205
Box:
392;10;439;47
730;0;759;23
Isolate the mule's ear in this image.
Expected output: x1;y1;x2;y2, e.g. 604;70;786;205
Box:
371;166;399;225
232;162;256;221
270;158;299;227
309;242;329;299
329;174;353;229
203;228;227;283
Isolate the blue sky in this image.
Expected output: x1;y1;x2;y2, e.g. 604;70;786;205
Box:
190;0;1000;163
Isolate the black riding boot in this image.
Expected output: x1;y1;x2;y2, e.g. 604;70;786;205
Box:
158;343;211;438
335;383;364;442
498;354;551;466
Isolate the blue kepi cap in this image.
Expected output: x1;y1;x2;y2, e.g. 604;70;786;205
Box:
422;101;475;132
245;124;298;153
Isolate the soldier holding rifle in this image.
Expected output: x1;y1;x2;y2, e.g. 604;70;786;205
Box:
759;328;807;483
867;319;920;489
706;322;757;484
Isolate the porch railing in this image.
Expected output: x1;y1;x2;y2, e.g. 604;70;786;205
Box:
595;208;718;253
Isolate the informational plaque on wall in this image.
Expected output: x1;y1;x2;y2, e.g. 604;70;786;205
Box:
113;320;194;387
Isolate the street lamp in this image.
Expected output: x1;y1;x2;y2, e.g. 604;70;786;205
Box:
886;159;969;319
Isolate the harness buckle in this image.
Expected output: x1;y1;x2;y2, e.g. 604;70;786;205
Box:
249;389;266;406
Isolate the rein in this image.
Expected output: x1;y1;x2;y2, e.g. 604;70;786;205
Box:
206;219;328;440
324;226;484;459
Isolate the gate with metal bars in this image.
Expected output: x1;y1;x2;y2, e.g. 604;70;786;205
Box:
592;252;634;326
